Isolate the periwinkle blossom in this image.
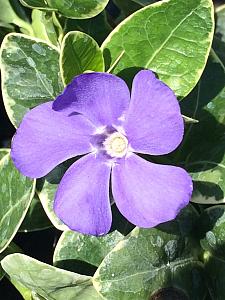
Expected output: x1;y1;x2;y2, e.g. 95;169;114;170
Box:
11;70;193;236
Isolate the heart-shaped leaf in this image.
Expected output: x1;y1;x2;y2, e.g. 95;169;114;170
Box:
102;0;214;98
0;33;63;127
93;206;204;300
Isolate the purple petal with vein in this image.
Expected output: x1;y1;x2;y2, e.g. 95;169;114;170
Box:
53;72;130;127
124;70;184;155
54;154;112;236
112;154;192;228
11;101;95;178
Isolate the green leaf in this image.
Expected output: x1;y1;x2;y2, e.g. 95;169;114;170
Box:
54;230;124;268
93;206;204;300
20;0;109;19
198;206;225;299
1;253;102;300
0;0;33;35
190;164;225;204
19;194;52;232
49;0;109;19
65;12;111;44
180;38;225;204
216;4;225;42
60;31;104;85
102;0;214;98
0;242;21;280
0;33;63;127
31;10;60;46
0;154;35;253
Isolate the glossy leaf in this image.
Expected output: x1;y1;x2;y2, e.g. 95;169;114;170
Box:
60;31;104;85
102;0;214;98
1;254;102;300
0;154;35;253
19;194;52;232
93;206;204;300
54;230;124;267
181;38;225;204
20;0;109;19
0;33;63;127
50;0;109;19
190;154;225;204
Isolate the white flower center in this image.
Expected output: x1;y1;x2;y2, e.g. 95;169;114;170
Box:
103;132;128;158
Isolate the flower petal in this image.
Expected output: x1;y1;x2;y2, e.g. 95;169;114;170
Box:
112;154;192;228
124;70;184;155
53;72;130;127
11;101;95;178
54;154;112;236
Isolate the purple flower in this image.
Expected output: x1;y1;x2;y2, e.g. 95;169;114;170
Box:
11;70;193;236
